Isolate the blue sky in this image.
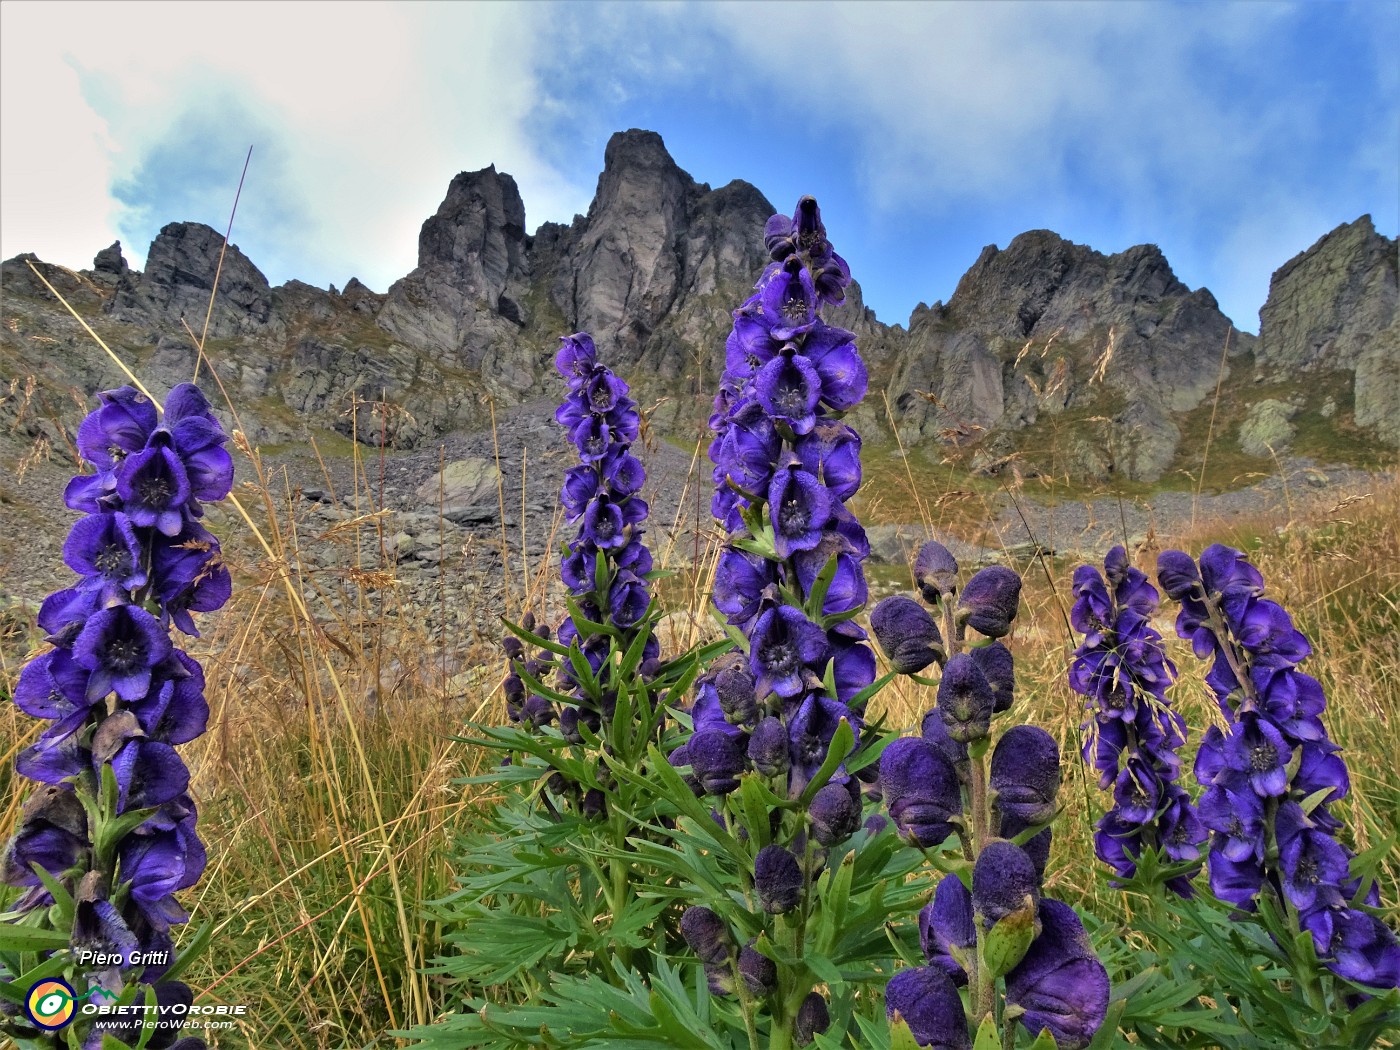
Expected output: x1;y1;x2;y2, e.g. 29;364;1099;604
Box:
3;2;1395;333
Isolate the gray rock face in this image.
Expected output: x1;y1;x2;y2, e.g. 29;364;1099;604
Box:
886;230;1250;479
1238;399;1298;458
1256;215;1398;373
108;222;276;337
1354;325;1400;447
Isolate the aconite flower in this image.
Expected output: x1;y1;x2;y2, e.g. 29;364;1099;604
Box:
688;728;747;796
972;841;1041;928
749;606;829;700
870;595;945;675
990;725;1061;826
885;965;970;1050
63;511;146;606
1005;900;1110;1050
971;641;1014;712
919;874;976;985
748;716;791;777
936;653;995;743
957;565;1022;638
795;991;831;1046
738;942;778;997
880;737;962;848
767;465;833;558
73;604;173;703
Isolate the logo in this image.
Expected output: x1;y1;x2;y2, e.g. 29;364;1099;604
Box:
25;979;77;1030
24;980;118;1030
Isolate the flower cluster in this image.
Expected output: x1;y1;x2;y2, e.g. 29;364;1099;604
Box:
497;335;661;818
675;197;876;1042
684;196;874;804
1069;546;1205;895
1158;544;1399;989
2;384;233;1048
875;540;1109;1050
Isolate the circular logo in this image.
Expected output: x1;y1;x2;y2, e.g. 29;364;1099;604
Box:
26;979;76;1030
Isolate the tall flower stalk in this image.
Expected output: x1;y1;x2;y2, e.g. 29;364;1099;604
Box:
2;384;233;1049
1157;544;1399;991
675;196;883;1048
1069;545;1205;897
874;541;1110;1050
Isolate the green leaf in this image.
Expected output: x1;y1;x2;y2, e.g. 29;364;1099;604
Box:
982;899;1037;978
1027;1029;1059;1050
797;718;856;807
27;863;74;925
972;1016;1000;1050
804;555;840;621
501;616;571;657
848;670;897;710
158;921;213;984
889;1018;924;1050
0;924;72;951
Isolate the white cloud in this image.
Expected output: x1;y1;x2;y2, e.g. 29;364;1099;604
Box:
0;0;590;290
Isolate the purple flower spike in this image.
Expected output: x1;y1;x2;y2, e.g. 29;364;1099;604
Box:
936;653;995;743
957;565;1022;638
1005;900;1110;1050
73;604;173;702
880;737;962;848
996;728;1058;834
870;595;944;675
885;965;971;1050
754;844;803;914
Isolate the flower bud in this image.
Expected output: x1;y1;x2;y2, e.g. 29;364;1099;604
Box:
970;641;1015;713
886;965;970;1050
991;725;1062;826
714;662;759;725
747;716;790;777
920;707;969;769
920;874;975;983
880;737;962;848
795;991;831;1045
914;540;960;605
754;844;803;913
681;905;734;966
936;654;995;743
738;942;778;997
871;595;945;675
957;565;1022;638
972;841;1041;928
688;728;747;796
809;781;861;847
580;788;606;821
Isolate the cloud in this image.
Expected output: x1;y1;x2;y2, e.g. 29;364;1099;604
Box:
0;0;591;291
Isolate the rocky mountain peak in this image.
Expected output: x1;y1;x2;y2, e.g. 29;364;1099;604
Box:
107;221;274;337
413;164;529;303
1256;213;1397;372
